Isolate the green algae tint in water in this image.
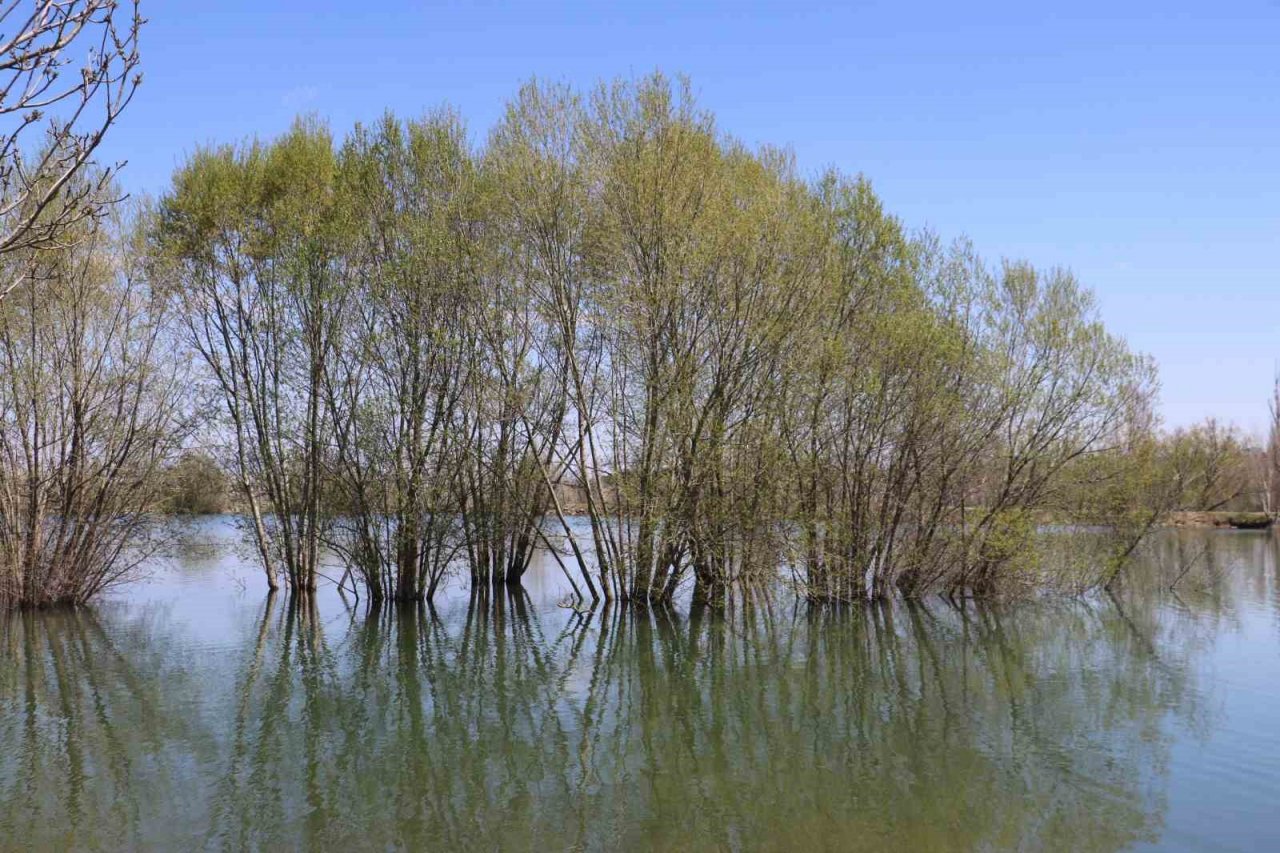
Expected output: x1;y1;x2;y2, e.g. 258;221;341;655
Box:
1;520;1279;851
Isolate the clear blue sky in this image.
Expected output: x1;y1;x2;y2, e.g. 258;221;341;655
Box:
100;1;1279;433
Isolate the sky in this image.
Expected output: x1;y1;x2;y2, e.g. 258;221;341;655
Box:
94;1;1279;432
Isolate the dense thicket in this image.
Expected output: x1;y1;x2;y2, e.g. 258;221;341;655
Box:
147;74;1166;606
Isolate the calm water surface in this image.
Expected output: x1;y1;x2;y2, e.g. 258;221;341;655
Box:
1;520;1278;851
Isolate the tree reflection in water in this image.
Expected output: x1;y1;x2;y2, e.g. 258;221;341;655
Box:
1;538;1248;851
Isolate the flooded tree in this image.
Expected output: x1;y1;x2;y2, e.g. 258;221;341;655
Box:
150;74;1165;606
0;194;189;607
156;121;342;595
323;113;475;602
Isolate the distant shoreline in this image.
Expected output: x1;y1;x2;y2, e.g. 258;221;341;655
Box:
163;508;1277;531
1164;511;1274;530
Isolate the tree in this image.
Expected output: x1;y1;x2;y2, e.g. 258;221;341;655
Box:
1164;418;1253;512
0;193;189;607
156;119;341;594
481;80;604;602
0;1;143;301
323;112;476;602
1265;374;1280;515
161;450;230;514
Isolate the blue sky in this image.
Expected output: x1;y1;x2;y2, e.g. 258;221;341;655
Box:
100;1;1279;432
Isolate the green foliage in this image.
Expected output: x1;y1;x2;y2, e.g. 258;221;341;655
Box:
161;452;230;515
149;73;1166;603
1163;419;1257;511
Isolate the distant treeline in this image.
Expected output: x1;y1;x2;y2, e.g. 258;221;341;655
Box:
1;74;1264;609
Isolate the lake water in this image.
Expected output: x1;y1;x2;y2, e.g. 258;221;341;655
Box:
1;520;1278;851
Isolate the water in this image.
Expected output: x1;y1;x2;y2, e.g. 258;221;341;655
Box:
1;520;1278;851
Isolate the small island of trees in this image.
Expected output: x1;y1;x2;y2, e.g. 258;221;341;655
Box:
0;21;1274;610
